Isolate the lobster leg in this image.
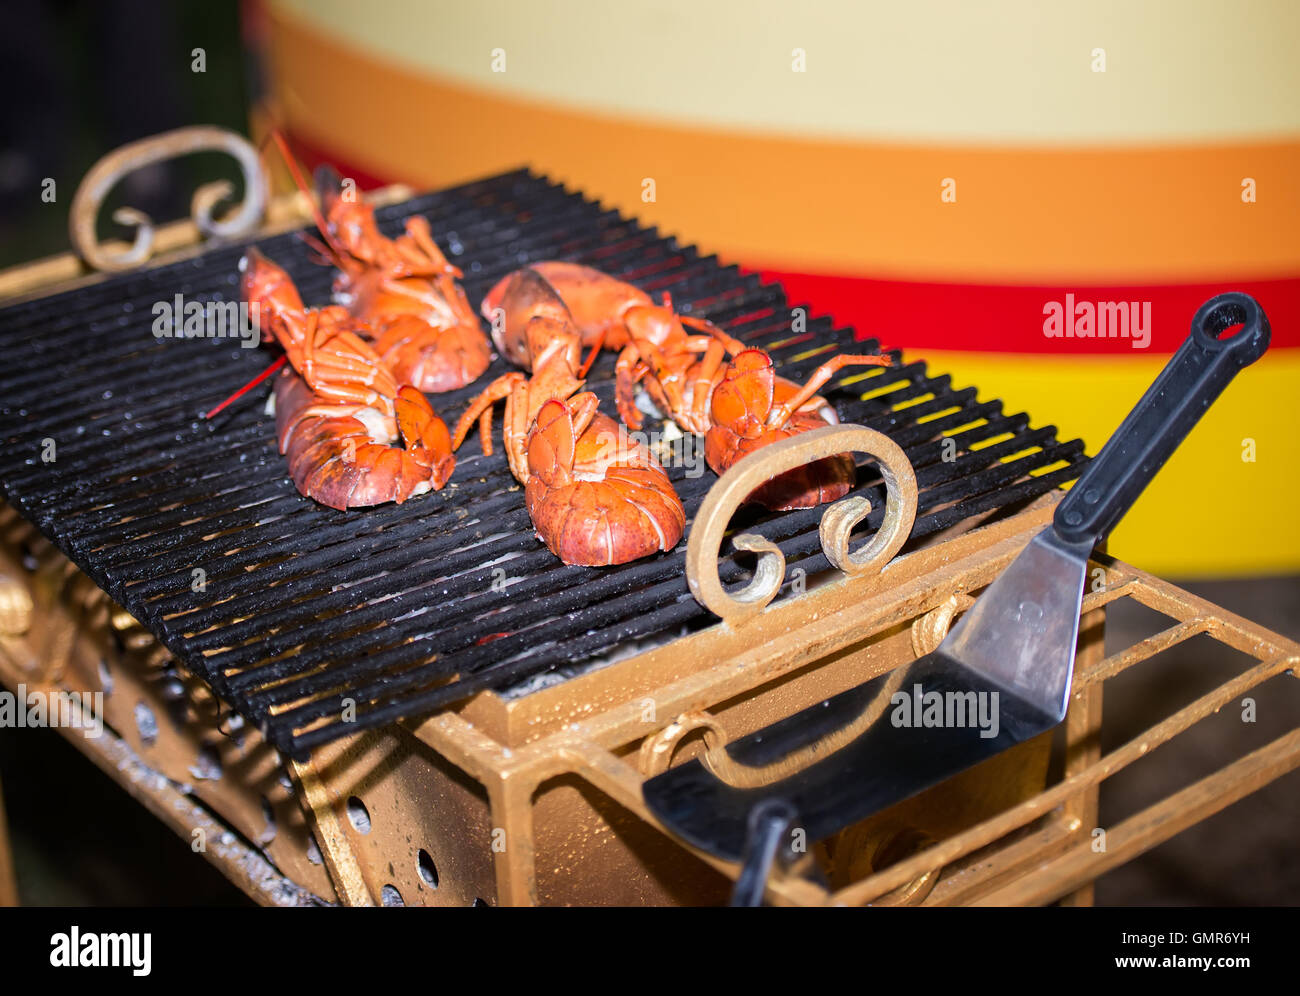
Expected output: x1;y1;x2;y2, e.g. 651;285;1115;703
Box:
680;314;746;355
766;355;891;429
688;336;730;433
403;216;463;278
478;407;494;455
614;344;650;430
578;329;606;377
503;376;536;483
451;373;525;454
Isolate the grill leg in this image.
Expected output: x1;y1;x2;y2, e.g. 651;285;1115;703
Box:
488;777;539;907
290;758;374;907
1059;600;1106;907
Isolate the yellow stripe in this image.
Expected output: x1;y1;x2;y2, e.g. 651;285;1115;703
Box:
272;0;1300;144
267;7;1300;283
918;349;1300;576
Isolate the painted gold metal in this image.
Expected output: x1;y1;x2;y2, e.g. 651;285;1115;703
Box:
685;424;917;623
0;571;32;636
0;504;335;905
289;758;374;907
5;466;1296;906
831;824;941;905
638;711;725;777
910;591;974;656
69;126;268;272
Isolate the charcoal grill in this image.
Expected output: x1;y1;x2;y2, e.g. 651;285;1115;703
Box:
0;135;1295;906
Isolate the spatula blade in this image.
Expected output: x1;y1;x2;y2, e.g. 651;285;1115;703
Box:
940;527;1095;722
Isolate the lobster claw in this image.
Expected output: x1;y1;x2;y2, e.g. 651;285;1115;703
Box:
710;349;775;436
527;399;576;489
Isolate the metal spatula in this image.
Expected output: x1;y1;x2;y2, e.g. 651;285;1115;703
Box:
643;291;1271;904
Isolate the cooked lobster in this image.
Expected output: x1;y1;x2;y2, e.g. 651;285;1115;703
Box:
481;262;732;428
453;268;684;566
704;349;891;509
486;262;891;510
241;249;454;510
315;169;493;393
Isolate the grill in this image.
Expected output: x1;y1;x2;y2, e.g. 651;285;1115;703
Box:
0;169;1085;760
2;156;1295;908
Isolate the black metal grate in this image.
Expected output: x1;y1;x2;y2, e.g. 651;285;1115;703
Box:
0;169;1086;758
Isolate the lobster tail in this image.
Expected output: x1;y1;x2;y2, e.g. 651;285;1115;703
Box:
524;406;684;566
704;411;858;510
274;371;453;510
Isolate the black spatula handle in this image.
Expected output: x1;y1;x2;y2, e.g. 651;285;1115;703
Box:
1054;292;1270;545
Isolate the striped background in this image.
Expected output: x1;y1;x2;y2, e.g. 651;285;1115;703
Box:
255;0;1300;574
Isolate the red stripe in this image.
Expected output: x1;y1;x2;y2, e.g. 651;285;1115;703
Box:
753;269;1299;354
281;130;398;192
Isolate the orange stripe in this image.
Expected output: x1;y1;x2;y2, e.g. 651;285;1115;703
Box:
267;5;1300;285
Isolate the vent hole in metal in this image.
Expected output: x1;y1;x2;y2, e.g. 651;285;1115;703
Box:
134;701;158;748
381;884;404;907
417;849;439;888
346;796;371;834
260;797;277;845
189;745;222;781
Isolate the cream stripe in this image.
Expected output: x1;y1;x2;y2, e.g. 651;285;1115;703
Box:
272;0;1300;144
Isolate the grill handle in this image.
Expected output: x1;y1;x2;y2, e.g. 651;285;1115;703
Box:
1054;292;1270;546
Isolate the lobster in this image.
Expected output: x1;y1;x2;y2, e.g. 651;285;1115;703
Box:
481;261;737;432
453;268;685;566
240;248;455;510
259;133;491;393
704;349;891;510
486;262;891;509
314;169;493;393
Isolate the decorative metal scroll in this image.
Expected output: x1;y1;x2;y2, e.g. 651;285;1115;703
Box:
69;125;268;272
685;424;919;624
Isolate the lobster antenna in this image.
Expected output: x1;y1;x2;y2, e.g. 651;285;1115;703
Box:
768;354;892;429
206;131;353;419
577;329;606;378
265;130;347;268
202;355;287;419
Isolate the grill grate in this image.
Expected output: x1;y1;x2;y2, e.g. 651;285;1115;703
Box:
0;170;1086;757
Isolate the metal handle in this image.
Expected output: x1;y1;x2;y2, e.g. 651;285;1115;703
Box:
685;424;918;624
1054;292;1270;545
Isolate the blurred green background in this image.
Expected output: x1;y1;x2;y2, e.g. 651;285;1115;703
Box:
0;0;249;268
